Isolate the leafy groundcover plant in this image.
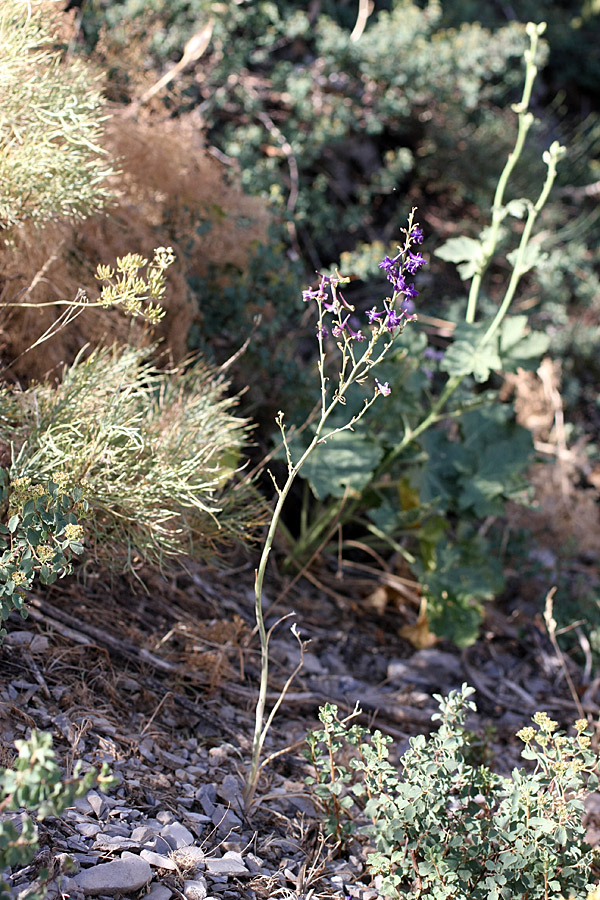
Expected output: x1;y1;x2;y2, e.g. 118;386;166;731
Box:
306;685;599;900
0;732;114;900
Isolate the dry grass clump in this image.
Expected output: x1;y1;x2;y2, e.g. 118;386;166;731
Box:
0;343;265;575
0;110;270;382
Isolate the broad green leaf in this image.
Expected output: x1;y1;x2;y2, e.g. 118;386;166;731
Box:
440;323;501;382
8;515;19;533
506;241;545;275
434;235;483;264
301;430;383;500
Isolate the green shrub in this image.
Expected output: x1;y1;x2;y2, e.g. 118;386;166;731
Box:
0;731;114;900
0;343;264;578
0;474;88;638
0;0;115;229
306;686;599;899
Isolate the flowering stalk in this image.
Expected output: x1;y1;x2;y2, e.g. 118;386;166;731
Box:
286;22;565;570
244;214;426;806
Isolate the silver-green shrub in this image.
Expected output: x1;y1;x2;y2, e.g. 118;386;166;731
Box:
1;343;262;576
0;731;114;899
0;0;114;229
306;686;599;899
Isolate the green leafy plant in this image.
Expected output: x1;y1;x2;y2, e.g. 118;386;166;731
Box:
0;473;88;638
284;23;564;646
306;686;599;899
0;731;115;900
0;342;263;577
0;0;115;230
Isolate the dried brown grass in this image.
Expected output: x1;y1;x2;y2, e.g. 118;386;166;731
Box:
0;109;270;382
504;360;600;557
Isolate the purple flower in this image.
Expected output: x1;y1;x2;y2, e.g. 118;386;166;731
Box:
366;306;381;323
411;225;424;244
338;291;354;311
347;322;366;341
302;287;320;303
375;378;391;397
332;315;365;341
317;324;329;339
405;251;427;274
403;283;419;300
378;256;396;276
393;273;407;294
385;309;404;331
378;255;401;286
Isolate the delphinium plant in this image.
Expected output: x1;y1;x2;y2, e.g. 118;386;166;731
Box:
306;686;600;900
283;22;566;646
243;211;426;804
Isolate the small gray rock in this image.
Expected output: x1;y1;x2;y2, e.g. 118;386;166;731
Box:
204;857;249;877
73;852;151;896
160;821;194;850
183;878;208;900
139;850;177;870
145;884;173;900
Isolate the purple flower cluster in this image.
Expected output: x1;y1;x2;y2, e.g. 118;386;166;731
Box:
301;219;426;400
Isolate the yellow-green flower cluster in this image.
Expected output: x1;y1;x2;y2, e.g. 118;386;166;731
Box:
95;246;174;324
52;470;70;492
8;476;47;514
533;711;558;733
36;545;53;562
64;523;84;543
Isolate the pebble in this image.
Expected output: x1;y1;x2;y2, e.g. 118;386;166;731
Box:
204;856;249;877
195;785;216;817
139;849;177;870
160;821;195;849
146;884;173;900
211;806;241;832
183;877;208;900
73;852;151;896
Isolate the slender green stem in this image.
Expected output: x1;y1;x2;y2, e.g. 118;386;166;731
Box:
465;23;543;324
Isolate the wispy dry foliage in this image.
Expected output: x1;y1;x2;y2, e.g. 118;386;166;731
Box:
0;111;270;381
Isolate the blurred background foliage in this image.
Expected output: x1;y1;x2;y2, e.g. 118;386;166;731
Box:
2;0;598;643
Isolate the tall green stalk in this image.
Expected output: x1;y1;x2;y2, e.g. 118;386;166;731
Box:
286;21;564;570
244;219;424;805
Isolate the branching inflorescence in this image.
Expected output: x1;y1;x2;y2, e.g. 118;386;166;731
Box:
244;213;426;805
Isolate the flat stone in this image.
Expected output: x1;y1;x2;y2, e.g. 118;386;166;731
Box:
75;823;102;838
211;807;241;832
139;850;177;870
92;836;139;852
131;826;154;843
5;631;49;653
217;775;243;808
183;878;208;900
204;858;249;877
195;785;216;817
74;852;151;896
86;791;106;818
146;884;173;900
160;821;194;850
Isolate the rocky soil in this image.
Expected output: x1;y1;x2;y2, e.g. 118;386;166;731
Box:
1;554;599;900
